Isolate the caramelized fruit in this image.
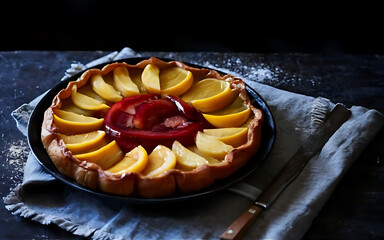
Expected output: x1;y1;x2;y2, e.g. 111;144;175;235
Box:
203;127;248;148
57;130;106;154
113;66;141;97
53;109;104;134
141;145;177;177
181;78;237;112
202;96;251;128
195;131;234;159
90;73;122;102
71;85;110;111
74;140;123;169
142;64;161;94
106;145;148;174
172;140;209;170
104;94;208;152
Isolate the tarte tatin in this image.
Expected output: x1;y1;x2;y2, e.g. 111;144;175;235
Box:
41;57;263;198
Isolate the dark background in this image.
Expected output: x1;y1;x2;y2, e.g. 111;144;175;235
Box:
2;0;383;54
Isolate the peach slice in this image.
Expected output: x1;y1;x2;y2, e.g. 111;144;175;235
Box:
74;140;124;170
141;64;161;94
181;78;237;112
77;84;108;103
202;97;251;128
113;66;140;97
57;130;106;154
141;145;176;177
203;127;248;147
61;99;94;116
187;145;222;164
195;131;234;159
106;145;148;174
130;69;148;93
172;140;209;171
90;73;122;102
53;109;104;134
71;85;110;111
160;67;193;96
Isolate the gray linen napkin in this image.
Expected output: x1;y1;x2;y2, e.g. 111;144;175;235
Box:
4;48;384;240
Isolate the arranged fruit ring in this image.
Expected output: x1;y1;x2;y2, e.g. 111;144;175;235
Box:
41;57;264;198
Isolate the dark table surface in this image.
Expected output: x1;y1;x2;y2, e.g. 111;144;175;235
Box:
0;51;383;239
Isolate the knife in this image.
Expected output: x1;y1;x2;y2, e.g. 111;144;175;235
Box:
220;104;351;240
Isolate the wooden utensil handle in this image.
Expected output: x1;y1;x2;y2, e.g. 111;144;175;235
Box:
220;205;263;240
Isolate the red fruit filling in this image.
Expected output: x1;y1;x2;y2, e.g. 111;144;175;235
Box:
104;94;211;152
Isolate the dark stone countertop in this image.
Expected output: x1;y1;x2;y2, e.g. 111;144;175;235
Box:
1;51;383;239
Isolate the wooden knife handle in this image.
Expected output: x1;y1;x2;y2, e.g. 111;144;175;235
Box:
220;205;263;240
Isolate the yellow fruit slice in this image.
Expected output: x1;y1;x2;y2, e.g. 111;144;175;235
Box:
203;127;248;147
61;99;94;116
130;69;148;93
195;131;234;159
172;140;209;171
187;146;222;164
90;73;122;102
141;145;176;177
160;67;193;96
74;140;124;170
141;64;161;94
106;145;148;174
53;109;104;134
71;85;110;111
202;97;251;128
113;66;140;97
181;78;237;112
77;84;108;103
57;130;106;154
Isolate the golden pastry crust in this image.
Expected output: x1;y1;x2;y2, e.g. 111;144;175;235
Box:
41;57;263;198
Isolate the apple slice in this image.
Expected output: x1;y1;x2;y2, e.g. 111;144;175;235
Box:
159;67;193;96
187;145;222;165
181;78;237;113
77;84;107;103
141;64;161;94
172;140;209;171
141;145;176;177
202;96;251;128
203;127;248;147
74;140;124;169
61;98;94;116
57;130;106;154
130;69;148;93
113;66;140;97
71;85;110;111
53;109;104;134
106;145;148;174
195;131;234;160
90;73;122;102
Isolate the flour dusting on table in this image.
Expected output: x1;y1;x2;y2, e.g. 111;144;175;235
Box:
193;57;317;88
200;58;282;85
1;139;29;186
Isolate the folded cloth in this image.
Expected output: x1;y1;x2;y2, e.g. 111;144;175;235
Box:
4;48;384;240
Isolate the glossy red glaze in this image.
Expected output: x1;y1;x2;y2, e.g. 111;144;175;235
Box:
104;94;209;152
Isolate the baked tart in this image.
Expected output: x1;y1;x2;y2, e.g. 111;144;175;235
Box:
41;57;264;198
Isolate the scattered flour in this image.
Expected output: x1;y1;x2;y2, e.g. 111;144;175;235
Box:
1;139;29;186
198;57;317;88
201;58;282;85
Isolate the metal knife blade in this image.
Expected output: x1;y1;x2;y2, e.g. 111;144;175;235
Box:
220;104;351;240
